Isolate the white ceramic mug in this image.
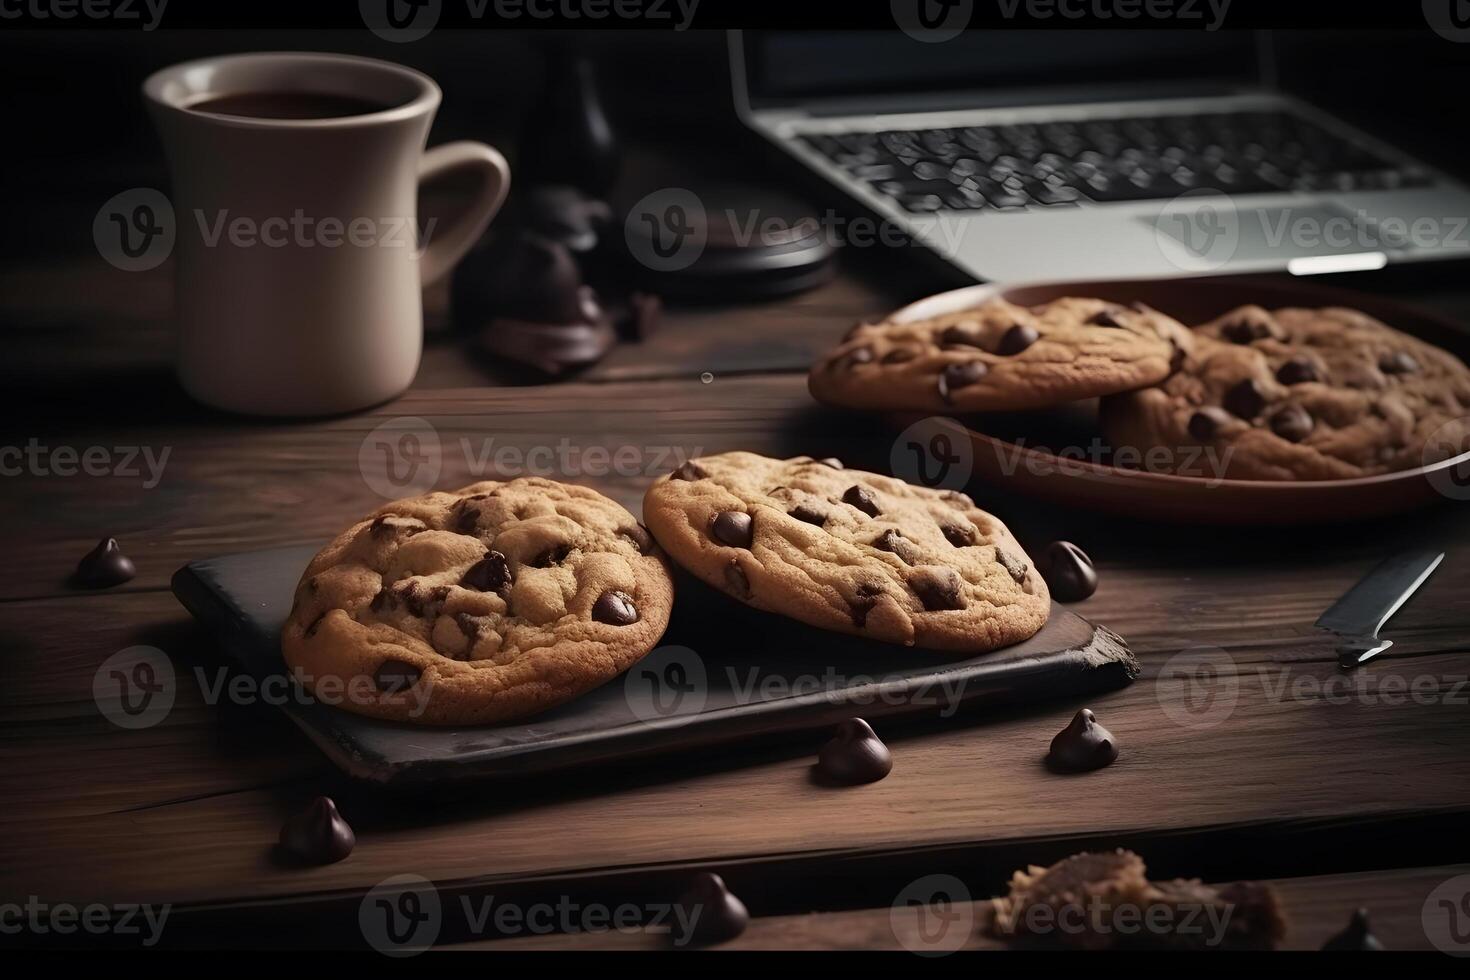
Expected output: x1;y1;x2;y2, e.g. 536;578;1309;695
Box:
144;52;510;416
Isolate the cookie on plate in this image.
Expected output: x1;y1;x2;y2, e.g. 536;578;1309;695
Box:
281;479;674;726
808;296;1187;413
1103;307;1470;481
643;452;1049;652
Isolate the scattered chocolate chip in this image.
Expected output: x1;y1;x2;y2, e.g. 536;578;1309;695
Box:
452;506;481;535
842;485;881;517
996;549;1029;585
710;511;754;548
1187;406;1233;441
1088;308;1127;328
882;349;918;364
848;583;883;627
941;522;974;547
939;324;985;348
996;322;1040;356
1379;350;1420;375
671;460;708;481
73;537;135;589
816;457;844;469
837;345;875;370
1275;356;1319;385
673;873;749;947
619;524;653;555
1269;404;1314;443
374;660;422;695
1223;378;1268;419
789;503;827;527
910;567;966;611
455;612;491;642
592;589;638;625
461;552;512;594
1047;708;1119;772
532;543;572;567
277;796;355;866
815;718;893;785
875;528;922;565
1321;908;1383;951
1040;541;1097;602
938;361;988;402
723;560;750;600
304;612;327;637
396;582;436;617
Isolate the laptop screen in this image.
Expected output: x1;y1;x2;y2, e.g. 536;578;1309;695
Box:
742;30;1262;108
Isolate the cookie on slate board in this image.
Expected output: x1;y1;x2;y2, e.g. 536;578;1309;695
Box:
1102;306;1470;481
642;452;1049;652
281;479;674;726
808;296;1187;413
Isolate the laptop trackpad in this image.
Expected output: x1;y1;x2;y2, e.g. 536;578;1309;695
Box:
1151;202;1407;264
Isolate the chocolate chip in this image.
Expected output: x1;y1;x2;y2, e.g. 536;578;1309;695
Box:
73;537;135;589
1275;356;1319;385
461;551;512;594
1187;406;1233;441
996;549;1028;584
1223;378;1267;419
815;718;893;785
1379;350;1420;375
848;583;883;627
532;543;572;567
723;560;750;600
910;568;965;610
369;588;394;613
374;660;421;695
1321;908;1383;951
789;503;827;526
454;612;491;642
277;796;355;866
941;522;974;547
1040;541;1097;602
842;485;881;517
996;322;1040;356
592;589;638;625
816;457;844;469
673;872;749;947
452;505;481;535
369;515;397;538
1220;315;1279;344
1047;708;1119;773
938;361;988;402
671;460;708;481
875;528;922;565
710;511;753;548
1088;308;1127;328
1269;404;1314;443
939;324;985;348
304;612;327;637
619;524;653;555
882;349;917;364
837;345;875;370
397;582;448;618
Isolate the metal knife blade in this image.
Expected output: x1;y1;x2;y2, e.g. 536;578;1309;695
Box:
1315;549;1445;640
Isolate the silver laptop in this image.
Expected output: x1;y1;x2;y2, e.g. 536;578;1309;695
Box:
730;30;1470;282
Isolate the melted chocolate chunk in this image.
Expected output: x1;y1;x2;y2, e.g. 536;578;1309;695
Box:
996;322;1040;356
1040;541;1097;602
1088;308;1127;328
710;511;754;548
1269;404;1314;443
815;718;893;785
938;361;988;402
789;502;827;527
452;505;481;536
842;485;881;517
592;589;638;625
461;552;512;594
1220;315;1278;344
671;460;708;481
1379;350;1420;375
1275;356;1319;385
848;583;883;627
673;873;749;947
1223;378;1268;419
1187;406;1233;441
875;528;922;565
995;549;1029;584
910;567;965;611
278;796;355;866
532;543;572;567
1047;708;1119;772
454;612;491;643
619;524;653;555
941;522;974;547
374;660;422;695
73;537;136;589
723;560;750;600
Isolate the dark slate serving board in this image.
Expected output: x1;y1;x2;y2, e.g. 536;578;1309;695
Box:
171;545;1138;788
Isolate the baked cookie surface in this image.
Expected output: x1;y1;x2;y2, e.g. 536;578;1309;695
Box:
808;296;1185;413
1103;306;1470;480
281;479;674;726
642;452;1049;652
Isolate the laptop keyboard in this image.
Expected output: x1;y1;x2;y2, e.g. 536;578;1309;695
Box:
799;110;1433;213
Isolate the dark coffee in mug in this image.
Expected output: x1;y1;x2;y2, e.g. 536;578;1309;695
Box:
187;91;392;120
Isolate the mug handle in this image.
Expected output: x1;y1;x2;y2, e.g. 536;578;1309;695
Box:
416;141;511;287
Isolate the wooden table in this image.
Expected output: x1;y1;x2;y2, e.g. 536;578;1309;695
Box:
5;240;1470;953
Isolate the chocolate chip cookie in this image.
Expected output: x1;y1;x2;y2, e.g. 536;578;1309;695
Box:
1103;306;1470;480
281;479;674;726
809;296;1187;413
642;452;1049;652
